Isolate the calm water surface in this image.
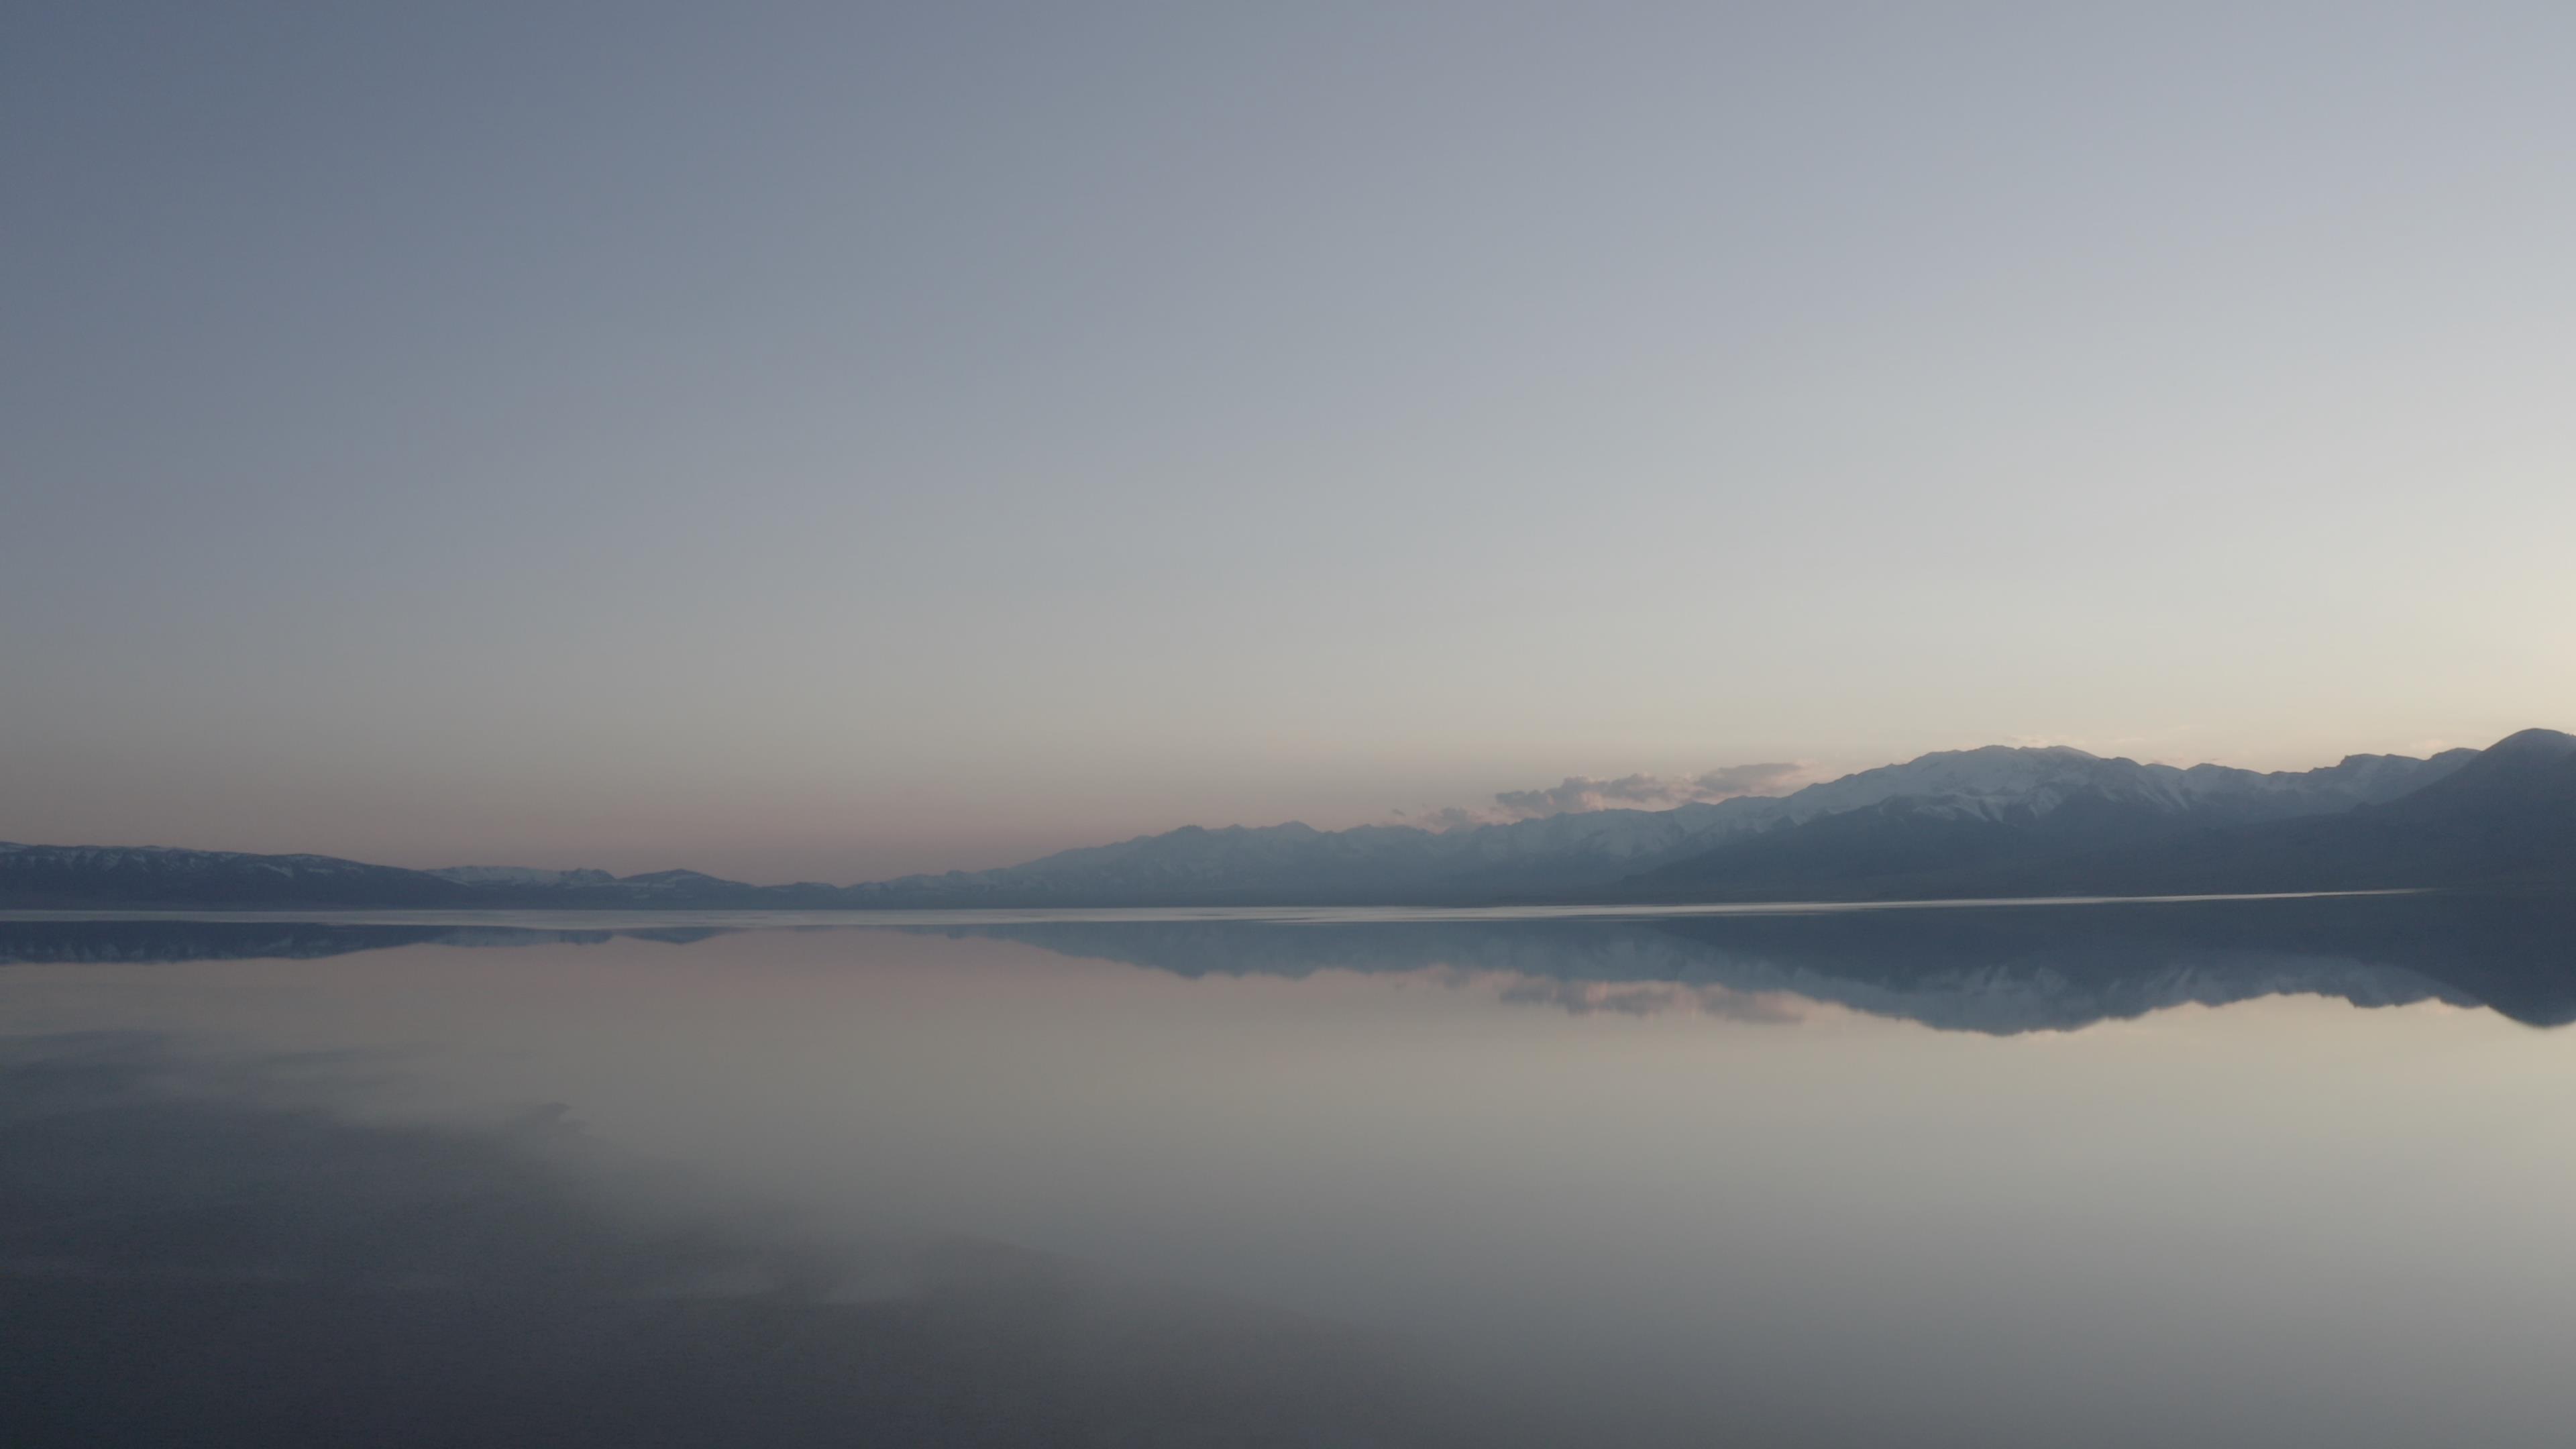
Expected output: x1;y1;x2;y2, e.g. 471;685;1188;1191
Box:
5;895;2574;1446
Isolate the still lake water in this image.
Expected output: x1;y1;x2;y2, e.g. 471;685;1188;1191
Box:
7;894;2576;1446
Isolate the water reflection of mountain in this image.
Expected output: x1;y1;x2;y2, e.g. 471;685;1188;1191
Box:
9;894;2571;1034
0;919;722;965
914;895;2576;1034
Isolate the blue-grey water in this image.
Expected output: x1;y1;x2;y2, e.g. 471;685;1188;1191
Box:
6;894;2575;1446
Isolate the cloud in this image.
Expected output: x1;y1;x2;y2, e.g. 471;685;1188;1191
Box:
1493;773;1670;816
1393;763;1808;830
1491;975;1811;1024
1481;762;1805;822
1406;806;1491;832
1685;762;1808;797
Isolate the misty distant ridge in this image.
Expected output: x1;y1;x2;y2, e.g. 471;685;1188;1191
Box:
5;731;2570;910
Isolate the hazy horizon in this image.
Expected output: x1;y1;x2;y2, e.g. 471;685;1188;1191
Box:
10;5;2575;881
4;728;2540;885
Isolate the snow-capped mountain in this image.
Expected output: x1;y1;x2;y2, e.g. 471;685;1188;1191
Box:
1755;745;2471;826
841;743;2478;905
1629;734;2572;902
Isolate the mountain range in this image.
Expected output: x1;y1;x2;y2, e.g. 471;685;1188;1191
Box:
4;729;2569;910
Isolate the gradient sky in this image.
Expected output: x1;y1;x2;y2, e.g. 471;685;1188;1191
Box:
7;3;2574;882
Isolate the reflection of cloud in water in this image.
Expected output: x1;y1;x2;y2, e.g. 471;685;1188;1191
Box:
1478;970;1814;1024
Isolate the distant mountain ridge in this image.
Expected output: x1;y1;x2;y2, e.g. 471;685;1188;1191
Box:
835;741;2483;905
3;731;2565;910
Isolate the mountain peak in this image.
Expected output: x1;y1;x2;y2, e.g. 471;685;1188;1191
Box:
1924;743;2102;763
2368;727;2576;835
2485;727;2576;759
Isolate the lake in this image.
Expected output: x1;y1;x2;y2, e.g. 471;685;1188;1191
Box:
6;893;2575;1446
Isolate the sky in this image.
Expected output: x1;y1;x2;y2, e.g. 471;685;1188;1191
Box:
6;3;2574;883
